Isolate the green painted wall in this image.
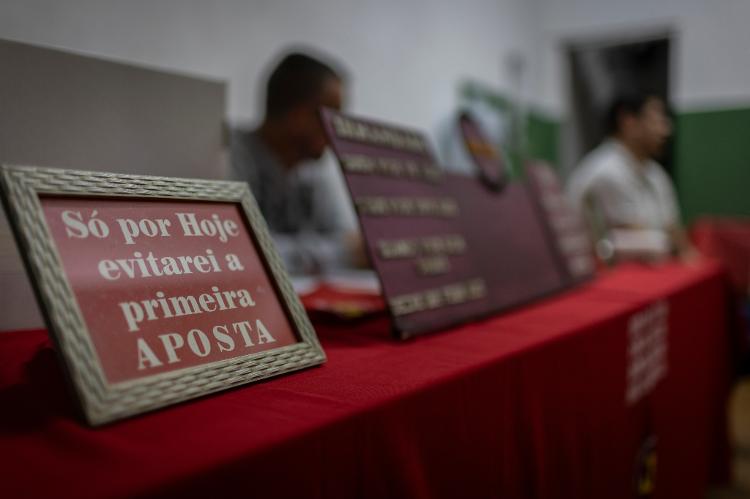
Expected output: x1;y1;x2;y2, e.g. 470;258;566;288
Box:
458;83;750;224
674;106;750;224
519;105;750;225
459;80;562;173
526;111;559;167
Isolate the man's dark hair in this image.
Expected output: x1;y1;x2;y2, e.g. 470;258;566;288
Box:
264;52;342;119
605;90;663;135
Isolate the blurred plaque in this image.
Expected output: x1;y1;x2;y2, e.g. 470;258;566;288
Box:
458;111;508;191
321;109;568;338
525;162;596;283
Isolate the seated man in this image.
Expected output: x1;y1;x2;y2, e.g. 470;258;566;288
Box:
231;51;363;275
567;91;694;262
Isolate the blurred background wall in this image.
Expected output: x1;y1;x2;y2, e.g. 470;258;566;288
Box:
534;0;750;223
0;0;538;143
0;0;748;219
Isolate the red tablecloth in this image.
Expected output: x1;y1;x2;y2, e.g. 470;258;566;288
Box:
692;218;750;365
693;218;750;293
0;261;731;499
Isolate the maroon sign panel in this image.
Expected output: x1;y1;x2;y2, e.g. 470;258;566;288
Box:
525;162;597;283
321;108;570;338
41;197;299;384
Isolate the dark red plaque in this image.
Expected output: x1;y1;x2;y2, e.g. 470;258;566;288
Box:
525;162;596;283
321;109;570;338
458;111;508;191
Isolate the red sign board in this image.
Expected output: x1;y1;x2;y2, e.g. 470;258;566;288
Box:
525;162;596;283
320;109;573;338
41;197;298;384
1;166;324;424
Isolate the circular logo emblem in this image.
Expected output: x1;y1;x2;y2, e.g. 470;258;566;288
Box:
458;112;508;192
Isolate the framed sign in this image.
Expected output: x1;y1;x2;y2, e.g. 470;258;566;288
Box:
0;165;325;425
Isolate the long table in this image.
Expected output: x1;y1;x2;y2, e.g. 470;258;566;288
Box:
0;261;731;498
693;217;750;292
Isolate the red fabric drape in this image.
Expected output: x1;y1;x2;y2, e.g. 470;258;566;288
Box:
0;262;731;499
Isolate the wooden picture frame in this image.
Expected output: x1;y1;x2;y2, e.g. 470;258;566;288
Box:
0;165;325;425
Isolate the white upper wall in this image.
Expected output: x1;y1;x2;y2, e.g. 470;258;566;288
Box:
532;0;750;115
4;1;748;132
0;0;537;142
